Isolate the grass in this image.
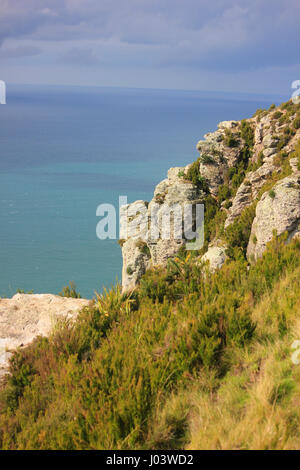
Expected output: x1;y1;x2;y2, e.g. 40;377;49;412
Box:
0;234;300;449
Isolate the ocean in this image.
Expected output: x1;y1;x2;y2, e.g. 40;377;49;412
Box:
0;85;286;298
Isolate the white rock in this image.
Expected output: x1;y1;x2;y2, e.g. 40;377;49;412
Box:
247;175;300;261
202;245;227;272
0;294;90;378
217;120;238;129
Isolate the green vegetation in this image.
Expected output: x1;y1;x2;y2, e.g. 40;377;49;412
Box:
294;116;300;130
273;111;283;120
118;239;126;247
225;204;256;259
58;282;81;299
240;120;254;148
1;234;300;450
136;240;151;257
223;119;254;195
155;193;166;204
16;289;34;294
224;129;239;148
200;153;215;165
269;189;276;199
185;158;209;192
290;140;300;171
217;184;232;204
1;104;300;450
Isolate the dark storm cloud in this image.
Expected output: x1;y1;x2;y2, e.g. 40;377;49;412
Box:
0;0;299;71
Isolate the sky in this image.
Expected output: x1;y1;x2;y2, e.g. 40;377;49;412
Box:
0;0;300;94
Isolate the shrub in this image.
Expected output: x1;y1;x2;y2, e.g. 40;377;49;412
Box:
218;184;232;203
16;288;34;294
200;153;215;165
273;111;283;120
59;281;81;298
293;116;300;129
1;235;300;449
155;193;166;204
225;204;256;258
224;200;232;209
185;159;209;192
224;130;239;148
269;189;276;199
240;120;254;148
136;240;150;257
277;134;292;151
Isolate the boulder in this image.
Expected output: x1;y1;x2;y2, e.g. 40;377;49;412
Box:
0;294;90;378
247;175;300;261
201;244;227;272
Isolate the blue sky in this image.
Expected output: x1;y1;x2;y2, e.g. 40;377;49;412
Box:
0;0;299;94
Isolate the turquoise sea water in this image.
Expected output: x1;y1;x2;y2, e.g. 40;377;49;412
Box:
0;85;286;298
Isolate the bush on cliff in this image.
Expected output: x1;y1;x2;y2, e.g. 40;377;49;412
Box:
0;234;300;450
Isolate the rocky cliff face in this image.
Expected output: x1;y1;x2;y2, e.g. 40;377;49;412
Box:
121;100;300;290
120;166;206;290
247;174;300;261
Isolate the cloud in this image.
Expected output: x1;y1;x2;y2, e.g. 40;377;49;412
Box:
58;47;99;66
0;45;41;59
0;0;299;77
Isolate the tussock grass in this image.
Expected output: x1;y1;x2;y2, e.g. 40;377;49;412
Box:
0;235;299;449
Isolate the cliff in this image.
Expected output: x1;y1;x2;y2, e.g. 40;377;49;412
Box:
120;100;300;290
1;100;300;450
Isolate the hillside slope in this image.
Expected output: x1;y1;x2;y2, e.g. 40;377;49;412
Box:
0;100;300;450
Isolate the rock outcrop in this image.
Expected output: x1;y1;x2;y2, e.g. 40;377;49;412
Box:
247;174;300;261
0;294;90;378
224;159;279;228
196;121;243;197
120;165;206;290
201;242;227;272
121;101;300;290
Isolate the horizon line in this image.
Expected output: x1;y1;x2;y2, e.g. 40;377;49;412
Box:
6;81;288;100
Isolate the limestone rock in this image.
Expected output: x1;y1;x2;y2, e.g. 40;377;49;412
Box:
201;244;227;272
247;175;300;261
121;238;151;291
263;147;277;158
217;120;238;129
120;165;205;290
225;159;278;228
120;102;300;290
290;157;300;174
254;122;264;145
0;294;90;378
263;134;278;148
196;121;242;197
